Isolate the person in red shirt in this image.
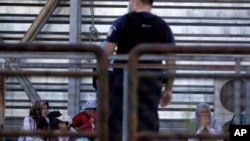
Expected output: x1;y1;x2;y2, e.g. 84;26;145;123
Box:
78;100;97;132
71;103;91;131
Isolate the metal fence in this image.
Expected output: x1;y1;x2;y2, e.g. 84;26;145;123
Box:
1;43;250;141
126;44;250;141
0;43;109;141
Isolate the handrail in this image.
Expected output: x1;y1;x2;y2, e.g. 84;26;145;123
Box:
0;43;109;141
127;44;250;141
2;44;250;141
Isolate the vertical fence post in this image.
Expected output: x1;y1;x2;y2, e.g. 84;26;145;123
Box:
0;63;5;141
246;67;250;124
123;67;129;141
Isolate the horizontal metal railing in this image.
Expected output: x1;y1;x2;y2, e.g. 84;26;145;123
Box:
127;44;250;141
1;43;250;141
0;43;109;141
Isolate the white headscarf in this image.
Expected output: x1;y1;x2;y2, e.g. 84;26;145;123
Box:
192;102;222;134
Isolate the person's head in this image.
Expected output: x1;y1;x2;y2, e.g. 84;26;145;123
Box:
83;100;97;116
80;103;86;113
47;109;62;130
29;100;43;120
128;0;153;12
195;102;211;121
56;115;72;132
41;101;49;117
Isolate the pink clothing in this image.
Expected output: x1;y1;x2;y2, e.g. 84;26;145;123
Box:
79;111;97;132
89;111;97;131
79;120;91;131
78;100;97;132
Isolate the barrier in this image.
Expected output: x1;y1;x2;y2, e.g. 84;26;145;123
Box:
0;43;109;141
127;44;250;141
1;43;250;141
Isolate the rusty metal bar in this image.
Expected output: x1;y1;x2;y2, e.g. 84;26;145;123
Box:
0;43;109;141
138;73;250;80
136;132;229;140
0;70;250;79
0;70;96;77
127;44;250;141
4;53;250;61
0;130;97;138
0;130;229;140
0;64;5;141
7;62;243;70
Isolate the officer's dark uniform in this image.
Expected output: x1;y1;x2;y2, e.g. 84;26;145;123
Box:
106;11;175;141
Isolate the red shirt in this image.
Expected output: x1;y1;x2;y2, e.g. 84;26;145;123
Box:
71;112;91;131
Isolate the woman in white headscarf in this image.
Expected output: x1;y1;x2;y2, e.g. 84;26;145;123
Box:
188;102;223;141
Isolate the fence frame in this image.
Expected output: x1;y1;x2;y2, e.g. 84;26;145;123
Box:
0;43;109;141
127;44;250;141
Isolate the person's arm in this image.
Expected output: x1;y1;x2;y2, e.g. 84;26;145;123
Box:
79;121;92;131
159;59;175;106
103;41;117;55
78;114;92;131
103;16;124;55
159;26;176;107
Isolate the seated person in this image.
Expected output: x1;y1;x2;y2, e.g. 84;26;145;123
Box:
18;100;49;141
50;114;76;141
47;109;62;130
72;104;90;131
78;100;97;132
188;102;223;141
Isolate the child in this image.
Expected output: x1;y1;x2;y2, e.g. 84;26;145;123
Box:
79;100;97;132
50;115;76;141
